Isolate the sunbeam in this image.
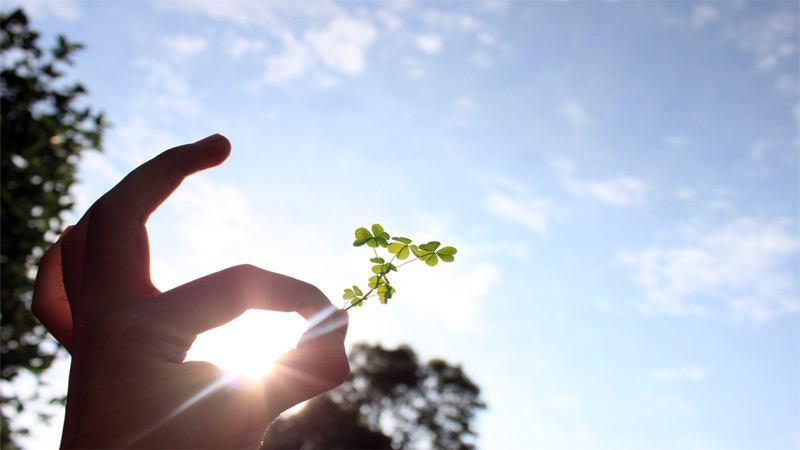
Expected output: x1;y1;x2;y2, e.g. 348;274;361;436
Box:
185;311;308;380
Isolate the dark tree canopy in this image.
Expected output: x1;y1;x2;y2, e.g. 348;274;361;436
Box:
1;8;105;447
263;343;486;450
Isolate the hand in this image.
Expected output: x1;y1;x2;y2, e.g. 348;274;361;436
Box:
31;134;350;449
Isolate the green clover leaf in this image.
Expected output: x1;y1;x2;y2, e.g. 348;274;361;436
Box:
344;225;457;310
353;224;390;248
388;241;412;260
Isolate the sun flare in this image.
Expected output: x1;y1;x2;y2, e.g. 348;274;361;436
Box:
184;311;308;380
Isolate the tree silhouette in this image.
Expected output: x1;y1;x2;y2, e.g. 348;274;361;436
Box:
1;9;105;447
263;343;486;450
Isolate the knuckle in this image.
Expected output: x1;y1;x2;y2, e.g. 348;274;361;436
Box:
228;263;261;286
300;280;324;299
225;264;263;304
154;147;189;176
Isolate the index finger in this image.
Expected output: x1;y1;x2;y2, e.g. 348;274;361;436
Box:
80;134;231;303
101;134;231;222
149;264;335;335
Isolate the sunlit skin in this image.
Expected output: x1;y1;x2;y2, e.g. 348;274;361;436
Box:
31;134;350;449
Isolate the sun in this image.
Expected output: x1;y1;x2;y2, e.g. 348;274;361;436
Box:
184;310;308;380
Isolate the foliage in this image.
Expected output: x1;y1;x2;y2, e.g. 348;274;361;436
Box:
262;343;486;450
343;224;457;310
0;8;105;447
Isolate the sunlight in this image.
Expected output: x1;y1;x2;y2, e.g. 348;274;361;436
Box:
184;311;308;380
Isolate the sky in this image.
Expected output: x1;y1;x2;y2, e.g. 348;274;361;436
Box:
3;0;799;449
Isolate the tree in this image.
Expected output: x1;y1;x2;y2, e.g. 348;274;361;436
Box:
263;343;486;450
1;8;105;447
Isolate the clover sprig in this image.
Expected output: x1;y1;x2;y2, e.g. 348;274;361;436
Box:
342;224;457;311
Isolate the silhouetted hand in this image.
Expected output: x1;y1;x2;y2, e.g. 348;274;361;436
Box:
31;134;350;449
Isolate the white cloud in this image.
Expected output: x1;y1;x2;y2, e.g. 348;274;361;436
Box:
159;2;377;83
305;16;377;75
263;34;314;83
478;31;497;46
158;3;501;84
750;139;772;159
649;366;707;381
773;73;799;96
227;36;267;59
553;159;648;206
109;117;184;166
376;8;403;31
263;16;377;83
568;177;647;206
470;50;494;68
162;34;208;56
620;217;800;323
455;96;476;111
558;100;593;128
402;57;426;79
414;33;443;54
395;260;500;332
10;0;82;21
674;187;697;201
486;192;551;234
134;58;202;117
421;8;499;67
689;4;719;28
665;134;689;147
483;0;506;12
423;10;481;32
154;0;284;30
737;11;797;71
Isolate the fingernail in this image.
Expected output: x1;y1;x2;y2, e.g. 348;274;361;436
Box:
196;133;223;145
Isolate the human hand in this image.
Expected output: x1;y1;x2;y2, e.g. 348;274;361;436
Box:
31;134;350;449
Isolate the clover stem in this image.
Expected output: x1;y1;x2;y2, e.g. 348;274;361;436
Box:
396;257;419;268
342;270;387;311
342;247;419;311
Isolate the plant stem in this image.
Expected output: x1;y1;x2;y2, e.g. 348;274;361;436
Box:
341;249;420;311
396;257;419;268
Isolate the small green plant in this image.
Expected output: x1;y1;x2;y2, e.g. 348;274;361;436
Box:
341;224;457;311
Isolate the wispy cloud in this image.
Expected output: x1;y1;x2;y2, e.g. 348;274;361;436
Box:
226;35;267;59
736;10;797;71
133;58;202;118
157;2;498;87
470;50;494;68
689;4;719;28
553;158;648;206
485;192;551;234
665;134;689;148
649;366;707;381
9;0;82;21
415;33;443;54
558;100;593;128
305;17;377;75
263;33;314;83
162;34;208;56
620;217;800;323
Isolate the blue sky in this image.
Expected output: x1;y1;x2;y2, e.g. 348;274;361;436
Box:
4;1;799;449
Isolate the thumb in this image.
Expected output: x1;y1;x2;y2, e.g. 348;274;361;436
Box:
263;308;350;415
32;229;74;351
